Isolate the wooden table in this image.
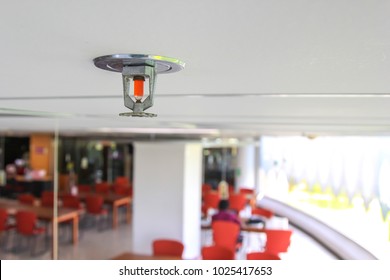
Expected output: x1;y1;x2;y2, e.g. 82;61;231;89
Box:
62;192;132;229
201;218;265;233
111;252;182;260
106;194;132;229
0;198;81;255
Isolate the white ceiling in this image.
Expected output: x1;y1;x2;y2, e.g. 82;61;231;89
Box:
1;0;390;139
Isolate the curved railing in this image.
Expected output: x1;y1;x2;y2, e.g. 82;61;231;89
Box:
259;196;377;260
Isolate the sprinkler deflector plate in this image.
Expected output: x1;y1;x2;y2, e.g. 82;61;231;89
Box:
93;54;185;74
119;112;157;118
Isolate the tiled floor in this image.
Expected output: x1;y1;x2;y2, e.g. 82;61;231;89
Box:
0;217;336;260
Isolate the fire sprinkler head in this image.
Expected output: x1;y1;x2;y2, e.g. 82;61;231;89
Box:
93;54;185;117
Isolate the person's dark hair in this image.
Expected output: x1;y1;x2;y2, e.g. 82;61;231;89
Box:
218;199;229;210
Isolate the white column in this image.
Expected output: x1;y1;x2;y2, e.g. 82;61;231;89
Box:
254;141;261;194
132;141;202;259
235;144;256;190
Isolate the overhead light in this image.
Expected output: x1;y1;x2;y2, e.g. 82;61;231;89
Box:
93;54;185;117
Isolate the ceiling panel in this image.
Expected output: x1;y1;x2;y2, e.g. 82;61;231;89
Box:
1;0;390;138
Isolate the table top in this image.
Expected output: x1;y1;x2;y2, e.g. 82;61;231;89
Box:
60;191;131;203
201;217;265;232
0;197;82;220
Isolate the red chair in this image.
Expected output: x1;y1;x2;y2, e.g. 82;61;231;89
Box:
85;195;108;230
239;188;255;195
228;193;247;214
239;187;255;204
202;192;220;217
60;193;74;200
41;190;54;198
114;176;129;186
202;183;212;193
14;210;47;255
18;193;35;205
62;195;83;227
111;184;132;224
0;208;14;249
212;220;241;253
61;196;83;242
77;184;92;193
40;196;54;207
40;191;54;207
124;186;133;197
152;239;184;258
201;183;212;200
112;184;132;196
0;208;12;231
251;207;274;219
62;195;82;210
263;229;293;255
201;245;235;260
246;251;281;260
95;182;110;194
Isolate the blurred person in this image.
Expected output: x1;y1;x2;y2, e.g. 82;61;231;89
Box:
212;199;241;226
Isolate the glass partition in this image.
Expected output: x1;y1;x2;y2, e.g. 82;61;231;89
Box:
0;128;134;260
